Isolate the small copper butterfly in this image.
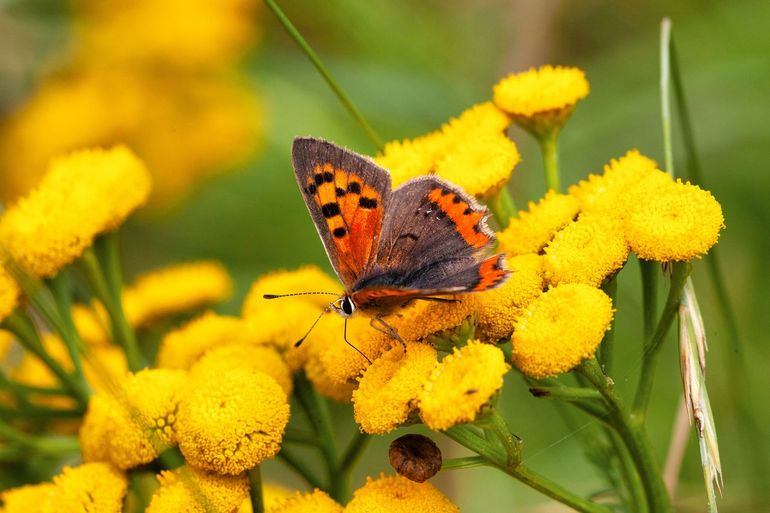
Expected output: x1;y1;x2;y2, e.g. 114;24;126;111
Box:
266;137;509;356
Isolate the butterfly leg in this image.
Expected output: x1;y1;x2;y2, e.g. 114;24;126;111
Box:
370;316;407;353
344;318;372;364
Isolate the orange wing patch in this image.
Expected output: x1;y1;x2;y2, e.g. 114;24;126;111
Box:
303;163;384;282
474;254;508;291
427;188;490;249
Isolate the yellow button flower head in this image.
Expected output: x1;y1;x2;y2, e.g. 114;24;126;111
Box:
0;483;55;513
0;146;151;278
266;489;343;513
304;352;357;403
392;295;480;345
345;474;459;513
242;266;342;316
50;462;128;513
625;180;724;262
0;265;19;322
476;254;545;342
353;342;438;434
123;261;233;327
146;466;248;513
439;101;511;144
72;303;110;346
191;343;293;395
375;133;445;187
419;341;509;430
176;365;290;474
513;284;613;378
156;312;243;369
434;132;520;198
544;213;630;287
82;345;130;393
497;190;580;256
493;65;589;136
80;368;187;469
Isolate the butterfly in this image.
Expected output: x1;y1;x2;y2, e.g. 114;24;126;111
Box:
266;137;509;357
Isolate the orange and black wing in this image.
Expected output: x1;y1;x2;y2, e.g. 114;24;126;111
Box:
292;137;390;288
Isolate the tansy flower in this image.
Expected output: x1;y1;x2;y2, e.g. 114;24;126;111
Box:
72;303;110;346
0;146;151;278
439;101;511;144
345;474;459;513
191;343;293;395
0;483;55;513
493;65;589;136
50;463;128;513
0;265;19;322
475;254;545;342
80;368;187;469
374;134;444;187
625;180;724;262
265;489;343;513
497;191;580;256
512;284;613;378
353;342;437;434
419;341;509;430
176;365;290;474
146;466;248;513
242;266;342;317
156;312;243;369
123;261;233;327
304;351;357;403
392;295;480;345
433;132;520;198
544;213;629;286
82;345;130;393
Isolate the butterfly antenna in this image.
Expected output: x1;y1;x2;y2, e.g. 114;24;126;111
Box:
344;318;372;364
294;307;329;348
263;291;339;299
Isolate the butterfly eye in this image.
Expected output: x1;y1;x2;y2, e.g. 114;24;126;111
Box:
342;296;355;316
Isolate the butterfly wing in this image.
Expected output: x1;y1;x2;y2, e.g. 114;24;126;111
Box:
292;137;390;288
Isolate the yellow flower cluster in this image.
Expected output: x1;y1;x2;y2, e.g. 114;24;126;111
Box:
345;474;459;513
265;489;343;513
375;102;519;198
0;0;262;207
146;466;248;513
497;191;580;256
0;146;150;277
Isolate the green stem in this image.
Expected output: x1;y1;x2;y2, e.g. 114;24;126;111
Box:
441;456;487;470
485;410;520;466
639;260;658;343
0;419;80;456
580;359;670;513
633;261;690;416
529;385;603;402
599;274;618;373
445;425;612;513
0;405;83;419
659;18;675;175
263;0;383;152
48;272;87;384
606;426;648;513
539;128;561;193
248;466;264;513
336;431;371;500
278;449;324;490
488;187;518;229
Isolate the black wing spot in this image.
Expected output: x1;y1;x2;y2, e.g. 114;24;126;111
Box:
333;227;347;238
323;171;334;182
436;210;447;220
359;197;378;209
452;196;462;204
463;207;472;215
347;182;362;194
335;187;346;197
314;173;324;185
321;202;341;218
304;184;317;195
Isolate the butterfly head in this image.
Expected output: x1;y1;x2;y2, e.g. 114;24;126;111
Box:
330;295;356;318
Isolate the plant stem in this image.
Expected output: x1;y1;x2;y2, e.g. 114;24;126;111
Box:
529;385;602;402
539;128;561;192
337;431;370;499
277;449;324;490
599;274;618;373
639;260;658;343
445;424;612;513
606;426;648;513
633;261;690;416
263;0;383;152
248;466;264;513
441;456;487;470
485;410;521;466
488;187;518;229
48;272;87;384
0;419;80;456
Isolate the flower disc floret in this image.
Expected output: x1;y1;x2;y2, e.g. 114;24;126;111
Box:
625;180;724;261
512;284;613;378
345;474;459;513
147;466;248;513
192;343;293;395
493;65;589;118
266;489;342;513
353;342;437;434
419;341;508;430
497;191;579;255
156;312;243;369
0;146;150;277
0;483;55;513
50;463;128;513
177;367;290;474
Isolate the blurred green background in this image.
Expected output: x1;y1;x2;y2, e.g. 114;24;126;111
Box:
2;0;769;511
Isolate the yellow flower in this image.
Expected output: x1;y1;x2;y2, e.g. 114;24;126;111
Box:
439;101;511;143
83;345;130;393
156;312;243;369
72;304;110;346
50;462;128;513
147;466;248;513
353;342;437;434
176;365;290;474
80;368;187;469
625;180;724;262
238;483;294;512
345;474;459;513
0;264;19;322
391;296;480;345
0;483;55;513
242;266;342;317
475;254;545;342
493;65;589;136
375;133;447;187
0;146;151;278
265;489;343;513
304;351;357;403
124;261;233;327
544;213;629;286
419;341;509;430
497;190;580;256
512;284;613;378
191;343;293;396
433;132;520;198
